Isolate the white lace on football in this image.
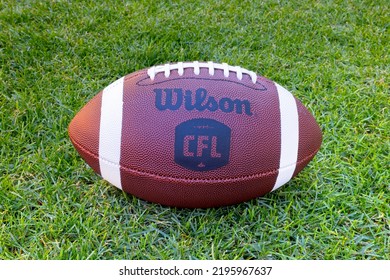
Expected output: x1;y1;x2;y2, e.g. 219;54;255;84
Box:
147;61;258;84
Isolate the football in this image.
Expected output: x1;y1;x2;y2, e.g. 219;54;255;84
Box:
68;61;322;208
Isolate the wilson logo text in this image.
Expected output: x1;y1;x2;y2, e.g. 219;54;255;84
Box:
154;88;253;116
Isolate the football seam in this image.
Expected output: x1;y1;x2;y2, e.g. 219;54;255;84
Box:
136;76;268;91
131;69;269;91
147;61;258;84
70;134;320;183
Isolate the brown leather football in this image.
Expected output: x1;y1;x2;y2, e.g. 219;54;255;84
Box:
68;61;322;208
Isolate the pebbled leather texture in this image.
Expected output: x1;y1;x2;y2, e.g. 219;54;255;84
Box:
68;62;322;208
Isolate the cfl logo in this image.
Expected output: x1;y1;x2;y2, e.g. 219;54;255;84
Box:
183;135;221;158
174;118;231;171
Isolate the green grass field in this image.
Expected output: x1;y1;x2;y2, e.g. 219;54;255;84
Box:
1;0;389;260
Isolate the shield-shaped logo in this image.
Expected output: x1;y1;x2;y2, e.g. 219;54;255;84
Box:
174;118;231;171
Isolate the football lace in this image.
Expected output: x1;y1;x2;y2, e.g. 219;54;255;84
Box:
147;61;257;84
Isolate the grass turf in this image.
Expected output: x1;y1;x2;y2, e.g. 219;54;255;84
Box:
0;0;389;259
